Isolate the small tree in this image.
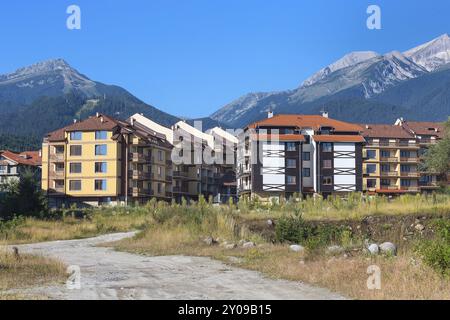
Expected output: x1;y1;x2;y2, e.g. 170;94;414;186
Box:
0;169;46;220
423;119;450;181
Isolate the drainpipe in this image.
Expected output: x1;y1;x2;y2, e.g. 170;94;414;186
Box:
125;134;129;206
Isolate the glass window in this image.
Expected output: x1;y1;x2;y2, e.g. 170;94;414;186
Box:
69;180;81;191
286;143;296;152
302;168;311;177
0;165;6;173
95;162;107;173
55;163;65;172
323;160;332;168
70;145;82;156
285;129;294;135
303;152;311;161
95;180;107;191
400;151;411;158
322;143;332;152
366;164;377;174
54;180;64;189
304;135;311;144
70;132;82;140
95;145;107;156
381;179;390;187
157;183;162;194
401;179;412;187
367;179;377;188
287;159;296;168
54;146;65;154
366;150;376;159
287;176;297;185
69;163;81;174
95;131;108;140
322;176;332;185
381;164;390;172
381;150;390;158
401;165;411;172
158;150;163;161
158;166;163;177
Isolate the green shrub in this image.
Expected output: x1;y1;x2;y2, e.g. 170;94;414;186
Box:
416;219;450;276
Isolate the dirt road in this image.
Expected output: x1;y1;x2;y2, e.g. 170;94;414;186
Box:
14;233;346;300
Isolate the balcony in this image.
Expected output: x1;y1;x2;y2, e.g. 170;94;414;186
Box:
400;157;419;163
50;154;65;162
129;153;151;163
380;157;399;163
380;171;399;177
129;170;152;180
129;188;153;197
400;187;420;192
400;172;420;178
173;186;189;194
369;142;419;149
173;171;188;178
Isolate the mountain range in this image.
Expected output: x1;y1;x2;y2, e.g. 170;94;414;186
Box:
211;34;450;128
1;34;449;151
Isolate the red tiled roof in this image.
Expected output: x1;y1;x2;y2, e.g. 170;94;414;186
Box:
360;124;414;139
251;134;306;142
402;121;445;139
248;115;363;132
0;150;41;166
313;135;365;143
45;114;121;142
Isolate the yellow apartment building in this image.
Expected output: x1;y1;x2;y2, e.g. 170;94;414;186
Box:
361;124;420;195
42;114;173;208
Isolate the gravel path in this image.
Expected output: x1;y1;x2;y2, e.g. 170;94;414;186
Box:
13;233;346;300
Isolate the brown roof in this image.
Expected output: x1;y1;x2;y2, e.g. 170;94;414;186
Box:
402;121;445;139
248;115;363;133
360;124;414;139
313;135;366;143
251;134;306;142
45;114;121;142
0;150;41;166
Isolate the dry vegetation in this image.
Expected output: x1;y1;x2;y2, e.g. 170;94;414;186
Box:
0;248;66;299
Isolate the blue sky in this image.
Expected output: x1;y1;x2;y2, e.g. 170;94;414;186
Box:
0;0;449;118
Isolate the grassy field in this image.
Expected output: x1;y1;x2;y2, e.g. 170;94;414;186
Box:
0;248;66;300
1;193;449;300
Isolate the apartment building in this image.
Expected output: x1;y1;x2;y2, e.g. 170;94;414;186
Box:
361;124;421;195
0;150;41;186
395;119;445;191
237;113;364;201
41;114;173;208
129;114;239;203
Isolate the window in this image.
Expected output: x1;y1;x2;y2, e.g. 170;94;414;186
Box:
95;179;107;191
322;176;332;185
323;160;332;168
287;159;296;168
400;151;411;158
69;180;81;191
420;175;432;183
304;135;311;144
95;145;107;156
303;152;311;161
381;164;390;172
381;150;390;158
284;129;294;135
54;146;64;154
302;168;311;177
322;143;332;152
157;183;162;194
158;166;163;177
70;145;82;156
401;179;412;187
70;132;82;140
287;176;297;185
366;164;377;174
401;165;411;172
0;165;6;174
54;180;64;189
95;162;107;173
366;150;376;159
286;143;296;152
381;179;390;187
367;179;377;188
95;131;108;140
69;163;81;174
55;163;65;172
158;150;163;161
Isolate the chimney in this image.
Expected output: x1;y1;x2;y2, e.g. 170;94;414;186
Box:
73;119;77;124
131;118;135;126
268;110;274;119
100;116;104;123
322;111;329;118
96;112;100;118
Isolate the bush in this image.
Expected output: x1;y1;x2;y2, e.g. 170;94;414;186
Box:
416;219;450;276
275;216;346;250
